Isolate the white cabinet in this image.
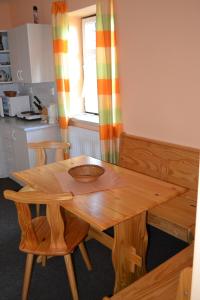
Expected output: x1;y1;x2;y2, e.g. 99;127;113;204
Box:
0;123;16;177
14;126;61;172
0;131;8;177
8;23;54;83
0;30;12;84
0;120;60;180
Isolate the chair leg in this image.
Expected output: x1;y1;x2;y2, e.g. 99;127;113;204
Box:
36;204;40;217
78;242;92;271
22;253;34;300
41;255;47;267
64;254;79;300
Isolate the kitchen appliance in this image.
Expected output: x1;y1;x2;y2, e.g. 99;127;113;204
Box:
0;95;30;117
16;111;42;121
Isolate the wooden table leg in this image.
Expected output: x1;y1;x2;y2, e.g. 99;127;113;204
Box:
112;211;148;293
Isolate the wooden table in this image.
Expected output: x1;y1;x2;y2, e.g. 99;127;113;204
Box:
13;156;186;293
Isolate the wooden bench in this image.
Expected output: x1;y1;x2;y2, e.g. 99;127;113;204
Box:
103;243;193;300
118;133;199;243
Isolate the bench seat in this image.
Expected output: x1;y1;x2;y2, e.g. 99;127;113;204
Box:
148;190;197;242
104;244;193;300
119;133;199;243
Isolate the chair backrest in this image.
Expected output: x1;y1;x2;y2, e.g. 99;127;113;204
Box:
3;189;73;255
119;132;199;190
28;141;70;166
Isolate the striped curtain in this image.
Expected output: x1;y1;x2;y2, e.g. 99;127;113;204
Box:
51;0;70;142
96;0;123;164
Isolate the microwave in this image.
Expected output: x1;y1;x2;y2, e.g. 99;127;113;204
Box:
0;95;30;117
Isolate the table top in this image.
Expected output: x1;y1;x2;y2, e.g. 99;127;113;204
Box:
13;156;186;231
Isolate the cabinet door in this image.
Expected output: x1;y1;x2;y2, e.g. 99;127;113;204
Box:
8;24;54;84
0;133;7;177
8;25;31;83
0;123;16;177
12;128;30;172
28;24;54;83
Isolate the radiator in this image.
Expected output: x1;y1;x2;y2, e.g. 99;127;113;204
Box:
68;126;101;159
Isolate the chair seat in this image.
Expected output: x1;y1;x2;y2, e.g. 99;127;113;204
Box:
20;214;90;256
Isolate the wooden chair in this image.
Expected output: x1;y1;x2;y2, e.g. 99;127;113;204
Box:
28;141;70;216
28;140;70;166
4;189;92;300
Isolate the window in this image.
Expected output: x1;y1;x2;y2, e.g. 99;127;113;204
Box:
82;16;98;114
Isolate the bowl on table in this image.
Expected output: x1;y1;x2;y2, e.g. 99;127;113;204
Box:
68;164;105;183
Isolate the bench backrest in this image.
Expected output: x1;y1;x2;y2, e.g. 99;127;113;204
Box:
119;133;199;190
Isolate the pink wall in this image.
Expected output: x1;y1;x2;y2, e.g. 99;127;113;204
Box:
8;0;95;26
115;0;200;148
68;0;95;12
0;0;12;29
69;0;200;148
9;0;51;27
0;0;200;148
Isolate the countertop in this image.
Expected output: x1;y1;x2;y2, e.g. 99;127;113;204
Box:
0;116;58;131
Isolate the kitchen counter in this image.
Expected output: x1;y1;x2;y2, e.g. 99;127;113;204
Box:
0;116;58;131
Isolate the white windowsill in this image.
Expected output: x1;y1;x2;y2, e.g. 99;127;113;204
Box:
69;113;99;132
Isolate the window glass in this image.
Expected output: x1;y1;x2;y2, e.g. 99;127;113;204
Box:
82;16;98;114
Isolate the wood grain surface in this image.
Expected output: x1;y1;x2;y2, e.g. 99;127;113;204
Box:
119;132;199;190
13;155;186;293
105;244;193;300
13;156;186;231
3;189;91;300
119;132;199;242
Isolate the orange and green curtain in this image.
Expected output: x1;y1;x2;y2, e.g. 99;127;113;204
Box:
96;0;123;164
51;0;70;142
